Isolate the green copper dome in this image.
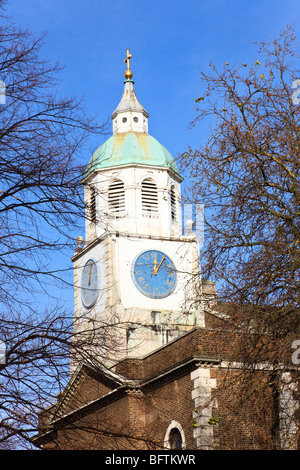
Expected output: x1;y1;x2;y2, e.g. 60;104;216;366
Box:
85;132;179;176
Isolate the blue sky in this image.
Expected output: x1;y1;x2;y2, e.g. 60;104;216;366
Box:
6;0;300;161
4;0;300;307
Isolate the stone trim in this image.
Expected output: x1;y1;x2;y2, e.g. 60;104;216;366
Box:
164;420;186;450
191;366;217;450
279;372;299;450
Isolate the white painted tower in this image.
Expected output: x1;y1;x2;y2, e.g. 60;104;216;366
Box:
71;51;204;370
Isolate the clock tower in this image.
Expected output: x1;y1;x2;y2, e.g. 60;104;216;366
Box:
35;51;298;454
71;51;204;370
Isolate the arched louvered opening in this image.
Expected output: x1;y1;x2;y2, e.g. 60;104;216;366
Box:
141;178;158;214
108;179;125;216
90;187;97;224
170;185;176;222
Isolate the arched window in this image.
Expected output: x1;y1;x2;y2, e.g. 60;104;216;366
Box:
141;178;158;213
170;185;176;222
90;187;96;224
169;428;183;449
108;179;125;216
164;421;186;450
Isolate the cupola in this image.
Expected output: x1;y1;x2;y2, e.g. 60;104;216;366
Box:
111;49;149;135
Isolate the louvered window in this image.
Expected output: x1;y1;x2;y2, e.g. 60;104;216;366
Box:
90;187;96;224
108;179;125;216
141;178;158;213
170;185;176;221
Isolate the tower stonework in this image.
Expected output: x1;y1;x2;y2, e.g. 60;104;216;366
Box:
70;53;204;370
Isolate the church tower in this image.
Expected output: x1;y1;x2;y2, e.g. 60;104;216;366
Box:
35;52;297;453
71;51;204;370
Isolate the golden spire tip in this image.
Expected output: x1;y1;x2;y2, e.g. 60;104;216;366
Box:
124;48;133;80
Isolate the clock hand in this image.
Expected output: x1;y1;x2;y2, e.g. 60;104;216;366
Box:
154;255;165;275
88;261;92;285
153;253;158;275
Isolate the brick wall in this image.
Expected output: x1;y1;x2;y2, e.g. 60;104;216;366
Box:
36;326;298;450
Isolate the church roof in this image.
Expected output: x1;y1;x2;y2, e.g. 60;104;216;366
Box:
85;131;180;175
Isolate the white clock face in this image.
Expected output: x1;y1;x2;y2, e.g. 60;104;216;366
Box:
81;259;100;309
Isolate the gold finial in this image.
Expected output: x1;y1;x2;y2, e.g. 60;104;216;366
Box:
124;49;133;80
